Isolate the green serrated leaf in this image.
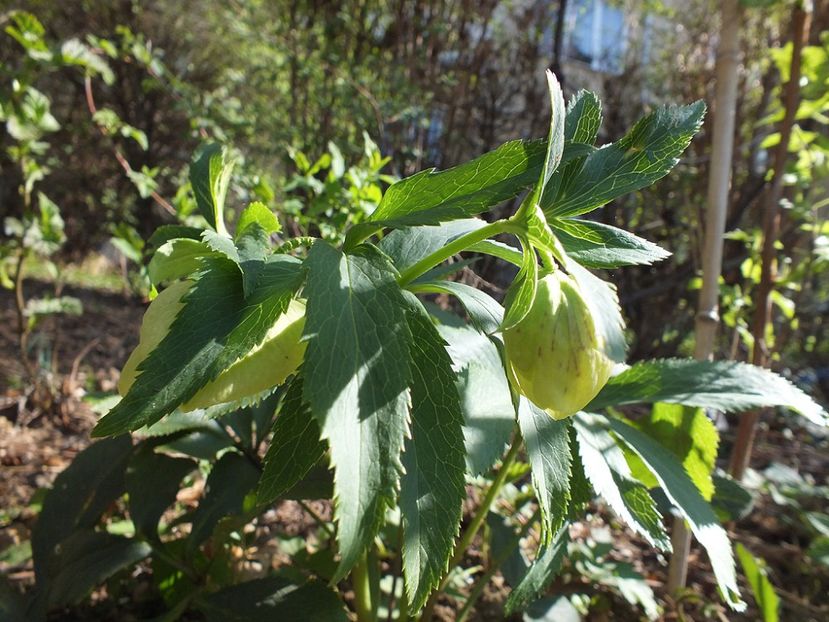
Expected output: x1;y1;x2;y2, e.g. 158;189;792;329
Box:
190;144;236;235
625;403;719;500
147;238;217;285
94;257;302;436
588;359;828;425
188;452;260;549
302;241;411;579
517;399;571;543
568;425;592;513
567;260;627;363
258;378;326;505
574;414;670;551
437;320;515;476
235;223;271;298
542;101;706;218
523;71;565;212
410;280;503;335
504;524;570;615
399;297;466;611
127;447;195;540
236;201;281;239
346;139;545;246
607;416;745;611
565;90;602;144
545;89;602;202
553;218;671;268
202;230;240;264
736;543;780;622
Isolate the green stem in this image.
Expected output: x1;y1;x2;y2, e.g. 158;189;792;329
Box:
387;525;405;622
353;551;377;622
276;236;316;254
419;434;524;621
538;247;556;273
456;509;539;622
397;220;519;286
149;541;200;584
397;590;410;622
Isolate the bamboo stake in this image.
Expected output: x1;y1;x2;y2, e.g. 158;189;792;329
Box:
667;0;742;594
729;3;812;482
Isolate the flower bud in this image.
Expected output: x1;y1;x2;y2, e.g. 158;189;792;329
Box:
503;270;613;419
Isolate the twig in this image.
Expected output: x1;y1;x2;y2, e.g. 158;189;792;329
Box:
456;509;539;622
83;76;176;216
68;338;100;387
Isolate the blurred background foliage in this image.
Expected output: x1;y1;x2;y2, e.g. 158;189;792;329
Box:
0;0;827;400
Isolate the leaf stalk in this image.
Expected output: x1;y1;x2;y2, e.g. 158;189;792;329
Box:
397;220;521;286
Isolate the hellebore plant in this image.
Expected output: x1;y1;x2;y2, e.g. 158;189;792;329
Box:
23;72;827;621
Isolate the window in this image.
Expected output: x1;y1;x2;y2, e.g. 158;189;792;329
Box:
564;0;627;74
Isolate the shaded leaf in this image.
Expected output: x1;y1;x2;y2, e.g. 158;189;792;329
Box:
258;379;326;504
399;299;466;610
40;531;150;608
487;512;529;587
198;577;348;622
127;448;195;540
412;279;503;335
711;472;755;522
567;260;627;363
188;452;260;549
378;219;489;272
32;437;132;583
504;525;570;615
438;321;515;476
302;241;411;579
517;399;571;541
